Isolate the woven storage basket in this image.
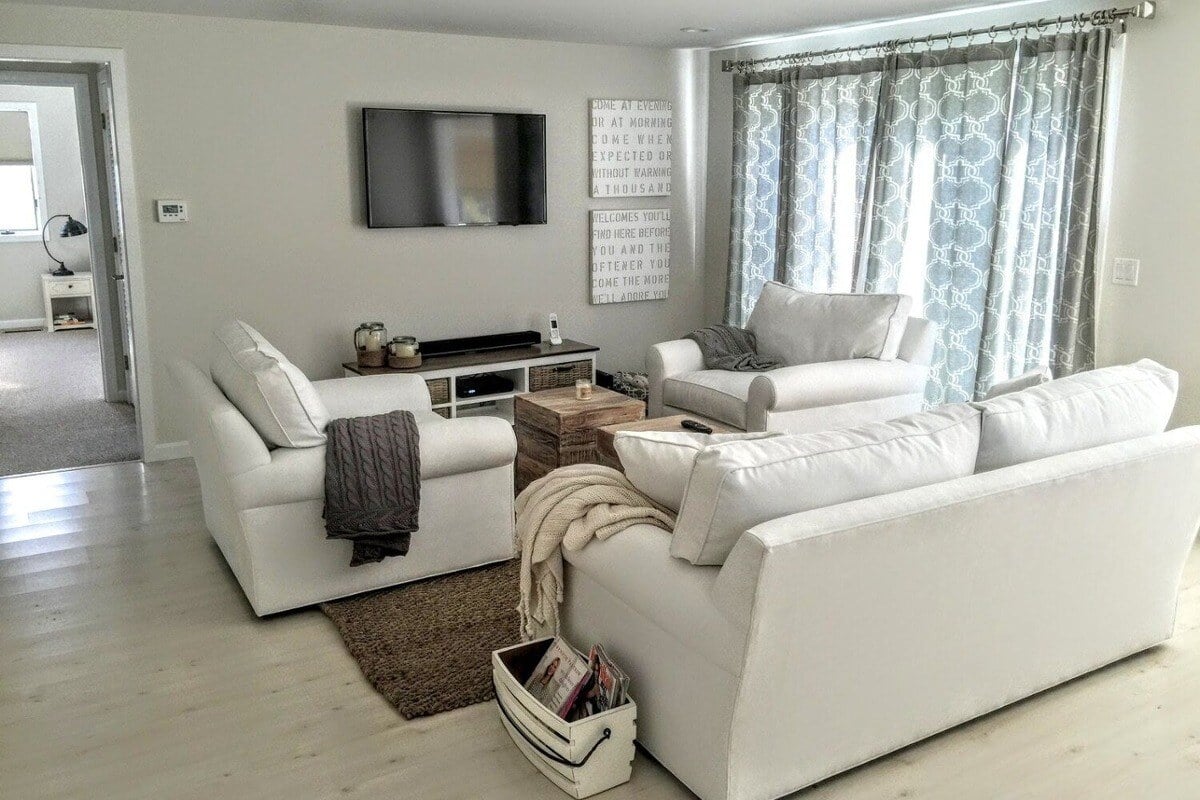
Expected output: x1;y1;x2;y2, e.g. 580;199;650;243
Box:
493;638;636;799
432;406;451;419
425;378;451;405
530;360;592;392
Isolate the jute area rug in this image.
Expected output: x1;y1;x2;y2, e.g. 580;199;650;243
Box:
320;559;520;719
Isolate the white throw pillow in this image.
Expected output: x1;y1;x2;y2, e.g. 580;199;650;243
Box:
983;368;1053;400
210;319;330;448
671;404;982;565
614;430;780;511
973;359;1178;472
746;282;913;366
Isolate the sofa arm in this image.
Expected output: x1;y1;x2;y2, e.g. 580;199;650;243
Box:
747;359;929;421
420;416;516;480
232;415;517;510
648;339;705;417
313;374;432;418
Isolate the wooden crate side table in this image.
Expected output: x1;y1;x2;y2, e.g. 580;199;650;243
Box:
515;387;645;491
595;414;736;470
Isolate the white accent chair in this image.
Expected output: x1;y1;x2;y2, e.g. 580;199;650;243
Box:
648;319;936;434
171;359;517;616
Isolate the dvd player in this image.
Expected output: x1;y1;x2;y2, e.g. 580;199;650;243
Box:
456;373;516;399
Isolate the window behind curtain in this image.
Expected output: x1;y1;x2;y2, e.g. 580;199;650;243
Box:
0;107;41;236
726;31;1111;404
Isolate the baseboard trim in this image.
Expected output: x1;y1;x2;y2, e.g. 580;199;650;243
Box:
0;318;46;332
145;440;190;462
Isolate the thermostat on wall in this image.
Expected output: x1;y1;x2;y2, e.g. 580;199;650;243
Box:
156;200;189;223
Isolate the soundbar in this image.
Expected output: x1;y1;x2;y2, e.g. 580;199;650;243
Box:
421;330;542;358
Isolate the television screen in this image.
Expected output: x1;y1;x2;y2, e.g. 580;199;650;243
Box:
363;108;547;228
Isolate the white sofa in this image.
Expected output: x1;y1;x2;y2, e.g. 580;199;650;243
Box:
171;350;516;616
648;284;936;434
563;360;1200;800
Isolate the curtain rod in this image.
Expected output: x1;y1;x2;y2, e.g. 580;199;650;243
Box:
721;1;1155;73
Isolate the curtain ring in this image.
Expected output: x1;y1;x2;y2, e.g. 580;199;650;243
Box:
988;25;1000;42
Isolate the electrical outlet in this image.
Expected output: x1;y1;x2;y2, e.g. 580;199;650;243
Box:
1112;257;1140;287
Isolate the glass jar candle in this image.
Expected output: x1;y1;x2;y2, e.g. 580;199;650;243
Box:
389;336;419;359
575;379;593;400
354;322;387;367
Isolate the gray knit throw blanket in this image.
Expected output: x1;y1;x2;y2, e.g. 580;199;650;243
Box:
323;410;421;567
686;325;781;372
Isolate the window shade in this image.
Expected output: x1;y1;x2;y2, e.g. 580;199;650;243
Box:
0;111;33;165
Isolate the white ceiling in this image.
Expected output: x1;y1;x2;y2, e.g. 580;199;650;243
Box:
18;0;1027;48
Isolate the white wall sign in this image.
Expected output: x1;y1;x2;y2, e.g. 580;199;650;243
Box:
590;209;670;305
590;99;672;198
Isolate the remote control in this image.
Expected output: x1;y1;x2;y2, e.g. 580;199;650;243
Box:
681;419;713;434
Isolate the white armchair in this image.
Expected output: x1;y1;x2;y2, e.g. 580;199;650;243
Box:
171;359;517;616
648;318;936;434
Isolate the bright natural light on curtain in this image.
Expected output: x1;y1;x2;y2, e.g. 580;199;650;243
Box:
727;29;1111;405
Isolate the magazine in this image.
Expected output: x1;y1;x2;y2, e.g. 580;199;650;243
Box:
523;638;633;721
523;638;590;717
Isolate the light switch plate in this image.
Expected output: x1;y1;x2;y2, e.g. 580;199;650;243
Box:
1112;257;1140;287
156;200;188;223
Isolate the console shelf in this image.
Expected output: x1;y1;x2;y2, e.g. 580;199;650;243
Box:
343;339;598;423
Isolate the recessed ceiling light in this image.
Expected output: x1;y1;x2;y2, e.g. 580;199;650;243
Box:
680;27;712;33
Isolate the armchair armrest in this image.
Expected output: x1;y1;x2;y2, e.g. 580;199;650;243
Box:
232;415;516;510
747;359;929;425
648;338;705;417
313;374;432;418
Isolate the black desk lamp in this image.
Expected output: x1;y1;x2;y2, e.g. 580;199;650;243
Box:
42;214;88;277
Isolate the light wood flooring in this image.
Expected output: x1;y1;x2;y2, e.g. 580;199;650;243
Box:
2;458;1199;799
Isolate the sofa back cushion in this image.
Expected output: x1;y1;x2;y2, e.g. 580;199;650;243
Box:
209;319;329;448
747;282;913;366
670;404;982;565
973;359;1178;472
614;430;780;511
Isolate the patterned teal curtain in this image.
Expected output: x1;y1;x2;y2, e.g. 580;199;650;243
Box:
726;62;885;325
726;29;1111;405
861;44;1018;405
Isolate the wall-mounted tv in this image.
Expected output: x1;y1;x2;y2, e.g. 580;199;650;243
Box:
363;108;547;228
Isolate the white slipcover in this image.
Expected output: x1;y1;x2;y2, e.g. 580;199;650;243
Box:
648;317;936;435
670;404;982;565
171;358;517;616
209;319;330;448
974;358;1178;471
746;282;913;365
564;427;1200;800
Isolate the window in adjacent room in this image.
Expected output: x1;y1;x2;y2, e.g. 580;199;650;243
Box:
0;103;44;237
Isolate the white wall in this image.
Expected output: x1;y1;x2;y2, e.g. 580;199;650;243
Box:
0;83;88;325
703;0;1200;419
0;3;708;450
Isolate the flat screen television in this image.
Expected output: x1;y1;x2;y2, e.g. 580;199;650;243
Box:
363;108;547;228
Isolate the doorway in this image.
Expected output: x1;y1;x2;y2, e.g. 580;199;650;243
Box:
0;62;141;476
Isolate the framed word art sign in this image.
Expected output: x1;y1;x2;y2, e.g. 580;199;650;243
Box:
590;99;672;198
590;209;670;305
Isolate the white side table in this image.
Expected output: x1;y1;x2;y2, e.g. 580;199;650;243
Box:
41;272;96;331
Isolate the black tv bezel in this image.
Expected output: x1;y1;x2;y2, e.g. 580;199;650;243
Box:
362;106;548;229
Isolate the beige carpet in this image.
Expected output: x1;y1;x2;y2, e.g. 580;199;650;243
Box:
0;329;140;476
321;560;520;719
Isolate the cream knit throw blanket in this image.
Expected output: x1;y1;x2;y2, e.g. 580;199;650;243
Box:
516;463;675;640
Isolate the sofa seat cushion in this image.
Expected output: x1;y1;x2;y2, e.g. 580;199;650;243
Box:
973;359;1178;472
747;281;913;366
671;404;983;565
614;430;779;511
563;524;747;675
210;319;330;448
662;370;759;429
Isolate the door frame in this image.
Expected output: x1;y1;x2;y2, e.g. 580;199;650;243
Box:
0;43;157;459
